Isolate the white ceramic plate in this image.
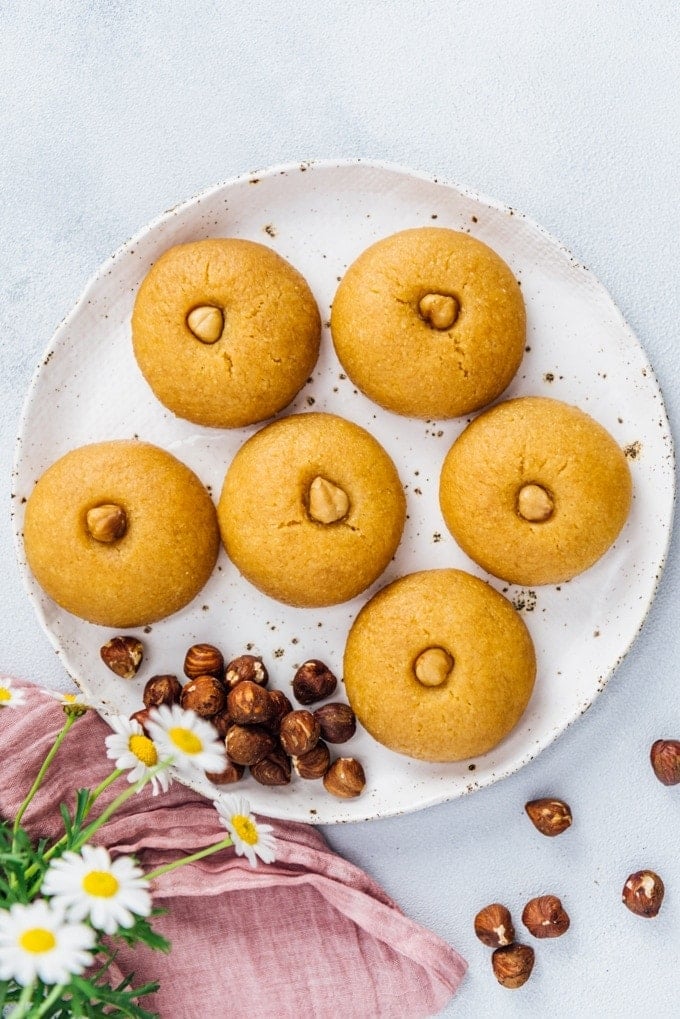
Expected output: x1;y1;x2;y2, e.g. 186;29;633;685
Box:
12;160;674;824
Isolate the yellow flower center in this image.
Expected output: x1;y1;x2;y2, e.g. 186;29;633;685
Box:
232;814;259;845
0;687;11;702
82;870;120;898
168;727;202;755
129;734;158;767
20;928;56;954
63;693;77;702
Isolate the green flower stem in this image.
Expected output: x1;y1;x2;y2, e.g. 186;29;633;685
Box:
85;768;125;813
13;714;77;836
71;762;170;853
31;982;66;1018
145;835;234;882
12;980;36;1018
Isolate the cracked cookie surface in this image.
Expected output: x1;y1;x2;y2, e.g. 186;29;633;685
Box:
330;227;525;419
217;412;406;607
132;238;320;428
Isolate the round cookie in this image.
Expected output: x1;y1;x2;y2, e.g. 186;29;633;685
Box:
330;227;525;419
344;569;536;762
218;413;406;607
439;396;633;585
132;238;321;428
23;441;219;627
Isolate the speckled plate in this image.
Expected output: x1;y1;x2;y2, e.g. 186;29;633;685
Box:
12;160;674;824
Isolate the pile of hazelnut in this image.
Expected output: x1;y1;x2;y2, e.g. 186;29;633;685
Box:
100;636;365;799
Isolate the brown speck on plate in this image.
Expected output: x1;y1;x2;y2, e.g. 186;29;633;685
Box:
624;440;642;460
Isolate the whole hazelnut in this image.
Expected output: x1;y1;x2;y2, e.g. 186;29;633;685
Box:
491;944;534;989
129;708;152;736
622;870;665;918
265;689;293;735
187;305;224;344
473;903;515;948
313;702;356;743
418;292;459;330
522;895;570;938
279;710;320;757
143;674;182;709
180;675;226;717
323;757;366;799
650;739;680;785
225;725;275;766
227;680;273;725
517;483;554;523
210;708;234;739
307;476;350;524
292;660;337;705
86;503;128;543
251;747;292;786
100;636;144;679
183;643;224;680
225;654;269;690
205;760;245;784
525;798;572;837
293;740;331;780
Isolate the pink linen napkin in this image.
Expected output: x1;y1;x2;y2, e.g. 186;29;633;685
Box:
0;682;466;1018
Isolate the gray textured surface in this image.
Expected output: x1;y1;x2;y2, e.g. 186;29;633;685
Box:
1;2;678;1015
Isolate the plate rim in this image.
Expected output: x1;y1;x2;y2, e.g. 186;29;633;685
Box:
11;157;677;823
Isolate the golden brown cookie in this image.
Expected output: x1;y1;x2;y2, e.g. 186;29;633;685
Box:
330;227;525;418
218;413;406;607
132;238;321;428
439;396;632;585
23;441;219;627
344;569;536;761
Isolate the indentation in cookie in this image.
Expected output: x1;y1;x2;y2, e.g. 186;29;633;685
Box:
85;503;128;543
413;646;454;687
516;483;554;523
418;292;459;330
186;305;224;344
307;476;350;524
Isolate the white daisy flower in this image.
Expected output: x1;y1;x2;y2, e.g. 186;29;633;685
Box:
147;703;226;777
214;795;276;868
47;690;89;716
0;677;26;709
105;715;171;795
0;899;94;986
41;844;152;936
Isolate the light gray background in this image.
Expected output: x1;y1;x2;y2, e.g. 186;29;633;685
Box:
1;2;678;1015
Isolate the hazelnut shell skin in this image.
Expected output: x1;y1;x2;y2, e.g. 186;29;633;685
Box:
225;724;275;766
100;636;144;679
323;757;366;798
473;903;515;947
129;708;153;736
210;708;234;739
313;702;356;743
521;895;570;938
279;710;320;757
293;740;331;780
225;654;269;690
650;739;680;785
622;870;665;918
205;760;245;784
180;675;227;717
251;747;292;786
292;660;338;705
227;680;273;725
143;674;182;709
183;643;224;680
491;943;534;989
525;798;572;836
265;689;293;735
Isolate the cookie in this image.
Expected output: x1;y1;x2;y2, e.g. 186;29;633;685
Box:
23;441;219;627
439;396;632;585
330;227;525;418
218;413;406;607
343;569;536;761
132;238;321;428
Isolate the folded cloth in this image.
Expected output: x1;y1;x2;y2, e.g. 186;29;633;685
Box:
0;682;466;1018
